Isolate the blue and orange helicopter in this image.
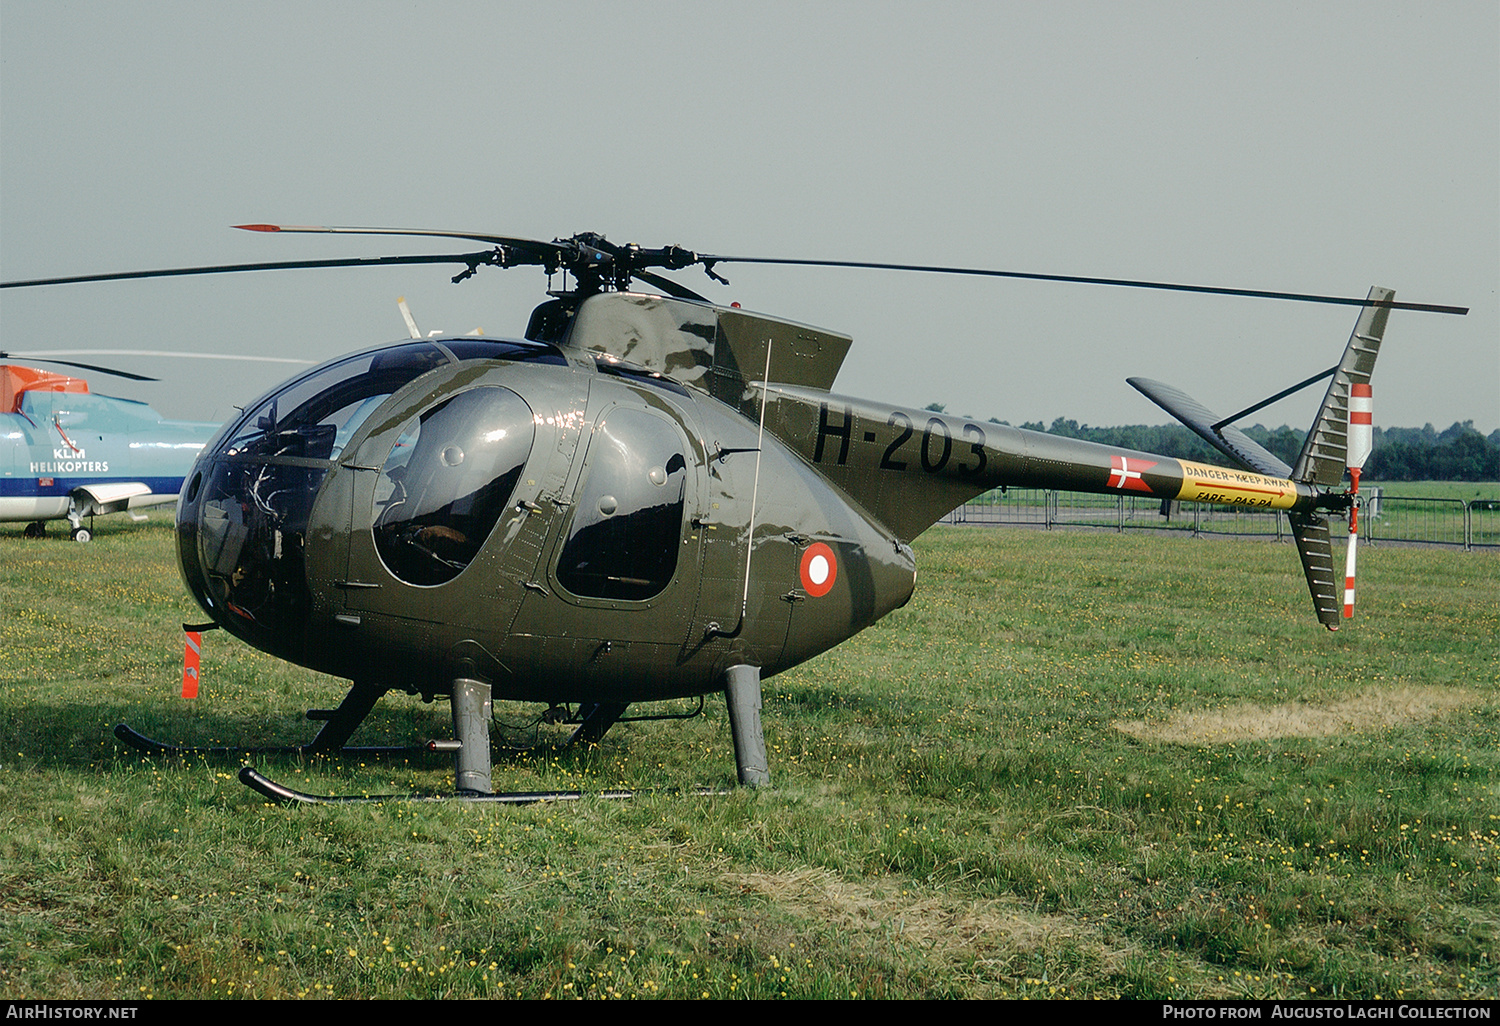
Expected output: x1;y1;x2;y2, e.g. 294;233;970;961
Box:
2;342;330;540
0;359;223;540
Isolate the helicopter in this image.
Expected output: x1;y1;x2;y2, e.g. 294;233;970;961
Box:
0;226;1468;802
0;359;221;541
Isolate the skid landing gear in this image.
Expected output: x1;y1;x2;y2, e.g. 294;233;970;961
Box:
235;677;728;805
124;669;760;804
237;680;516;802
724;664;770;787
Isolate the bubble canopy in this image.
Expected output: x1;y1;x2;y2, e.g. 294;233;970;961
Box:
178;339;558;647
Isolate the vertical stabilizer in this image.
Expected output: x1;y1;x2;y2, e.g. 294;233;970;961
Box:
1292;287;1392;488
1286;286;1391;629
1289;511;1343;629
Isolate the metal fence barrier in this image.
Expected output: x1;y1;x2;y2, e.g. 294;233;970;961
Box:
945;488;1497;551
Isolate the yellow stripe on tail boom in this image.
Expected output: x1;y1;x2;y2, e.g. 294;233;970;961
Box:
1174;460;1302;510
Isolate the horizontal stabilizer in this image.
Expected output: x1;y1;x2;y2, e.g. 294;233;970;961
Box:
75;482;151;506
1127;377;1292;478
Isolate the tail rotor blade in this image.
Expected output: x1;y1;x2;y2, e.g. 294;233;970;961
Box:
1348;383;1373;473
1342;382;1370;620
1342;527;1358;620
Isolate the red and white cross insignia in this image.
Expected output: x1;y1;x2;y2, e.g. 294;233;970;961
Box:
1107;455;1156;493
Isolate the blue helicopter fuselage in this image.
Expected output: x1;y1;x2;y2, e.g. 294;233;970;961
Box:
1;366;219;535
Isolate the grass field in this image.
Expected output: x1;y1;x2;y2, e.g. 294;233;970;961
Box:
955;481;1500;548
1365;482;1500;502
1;517;1496;999
968;482;1500;504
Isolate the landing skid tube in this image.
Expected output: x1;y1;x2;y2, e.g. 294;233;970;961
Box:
239;766;656;805
113;723;444;759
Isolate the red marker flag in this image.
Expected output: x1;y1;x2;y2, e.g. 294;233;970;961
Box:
182;631;201;699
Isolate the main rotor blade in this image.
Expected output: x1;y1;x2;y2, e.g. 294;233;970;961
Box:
236;226;706;297
235;223;564;258
1;252;500;289
696;255;1469;315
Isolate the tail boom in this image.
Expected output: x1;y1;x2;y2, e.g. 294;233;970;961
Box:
759;282;1390;633
760;385;1320;541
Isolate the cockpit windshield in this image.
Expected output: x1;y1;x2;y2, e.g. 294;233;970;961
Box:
225;343;449;461
220;340;567;462
181;337;562;653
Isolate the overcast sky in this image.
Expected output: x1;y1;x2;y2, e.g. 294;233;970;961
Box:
2;1;1495;434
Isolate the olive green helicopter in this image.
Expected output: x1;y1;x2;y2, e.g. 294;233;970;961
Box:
1;227;1468;802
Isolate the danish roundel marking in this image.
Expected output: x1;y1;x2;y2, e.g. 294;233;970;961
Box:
799;542;838;598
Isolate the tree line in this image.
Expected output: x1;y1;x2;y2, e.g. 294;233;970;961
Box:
927;405;1500;481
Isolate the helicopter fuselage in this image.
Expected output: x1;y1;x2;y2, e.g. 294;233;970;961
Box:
173;323;919;706
173;289;1329;713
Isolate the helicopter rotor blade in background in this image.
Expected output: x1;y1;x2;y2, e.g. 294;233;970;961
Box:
0;354;160;382
4;349;316;365
1;349;317;382
692;254;1470;315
